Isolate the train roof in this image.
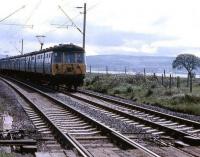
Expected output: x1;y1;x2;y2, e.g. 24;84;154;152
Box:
0;43;83;60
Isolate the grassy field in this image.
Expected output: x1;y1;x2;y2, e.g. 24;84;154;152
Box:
83;73;200;115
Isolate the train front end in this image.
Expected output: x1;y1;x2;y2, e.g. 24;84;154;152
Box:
51;45;86;89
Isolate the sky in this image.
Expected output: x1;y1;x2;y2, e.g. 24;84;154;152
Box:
0;0;200;56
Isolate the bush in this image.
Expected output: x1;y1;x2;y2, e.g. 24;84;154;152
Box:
151;84;156;89
91;75;100;84
84;78;91;86
113;89;120;94
164;90;172;96
130;92;135;99
184;94;200;103
126;86;133;93
145;89;153;97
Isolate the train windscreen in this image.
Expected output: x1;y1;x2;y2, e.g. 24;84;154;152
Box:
64;52;84;63
53;52;62;63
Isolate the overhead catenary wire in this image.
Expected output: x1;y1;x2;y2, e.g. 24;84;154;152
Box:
0;23;33;28
0;5;26;23
49;2;100;34
9;41;21;53
7;0;43;54
58;5;83;34
25;0;43;24
1;1;100;55
42;0;99;35
0;4;26;55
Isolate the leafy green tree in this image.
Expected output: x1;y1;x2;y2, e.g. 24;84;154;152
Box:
172;54;200;92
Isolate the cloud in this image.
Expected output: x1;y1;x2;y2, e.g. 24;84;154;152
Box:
153;17;168;26
0;0;200;57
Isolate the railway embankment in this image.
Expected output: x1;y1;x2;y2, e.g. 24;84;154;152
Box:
83;73;200;116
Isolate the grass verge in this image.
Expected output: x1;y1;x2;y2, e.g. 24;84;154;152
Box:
83;73;200;115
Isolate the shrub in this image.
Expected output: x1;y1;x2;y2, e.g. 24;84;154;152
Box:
91;75;100;84
151;84;156;89
126;86;133;93
84;78;91;86
145;89;153;97
130;92;135;99
164;90;172;96
113;89;120;94
184;94;200;103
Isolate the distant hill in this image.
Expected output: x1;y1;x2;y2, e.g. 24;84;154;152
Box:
85;55;189;74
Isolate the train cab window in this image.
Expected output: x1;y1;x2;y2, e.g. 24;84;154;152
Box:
76;53;84;63
64;52;75;63
53;52;63;63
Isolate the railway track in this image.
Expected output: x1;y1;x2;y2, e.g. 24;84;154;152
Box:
62;88;200;146
0;76;161;157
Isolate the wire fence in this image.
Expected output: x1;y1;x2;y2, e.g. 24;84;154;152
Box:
86;65;197;78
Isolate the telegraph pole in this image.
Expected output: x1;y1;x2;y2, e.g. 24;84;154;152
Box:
83;3;86;51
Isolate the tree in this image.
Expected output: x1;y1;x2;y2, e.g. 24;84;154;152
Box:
172;54;200;92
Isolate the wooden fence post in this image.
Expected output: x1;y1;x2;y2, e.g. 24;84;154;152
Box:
106;66;108;75
164;69;166;77
169;74;172;89
144;68;146;82
177;76;180;88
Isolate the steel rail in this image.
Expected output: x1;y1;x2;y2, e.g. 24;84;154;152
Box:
64;90;200;146
0;77;92;157
1;76;161;157
78;89;200;129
